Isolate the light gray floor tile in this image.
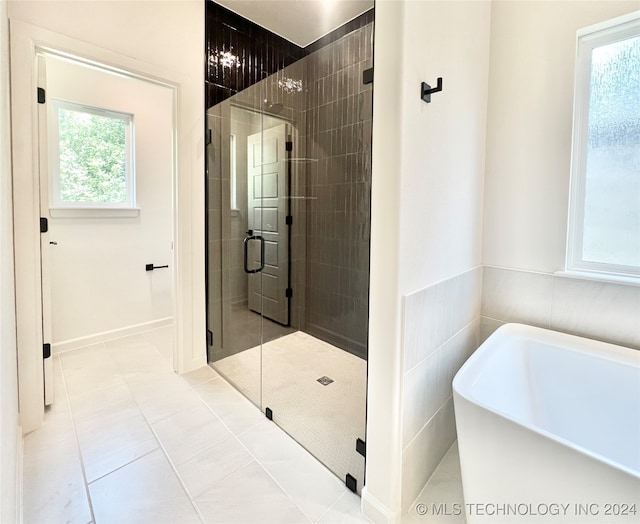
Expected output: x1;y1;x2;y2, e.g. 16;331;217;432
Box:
152;403;232;466
195;461;310;524
176;437;253;498
89;449;201;524
24;329;368;524
75;404;158;482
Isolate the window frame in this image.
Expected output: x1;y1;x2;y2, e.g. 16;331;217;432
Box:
566;11;640;280
49;98;136;210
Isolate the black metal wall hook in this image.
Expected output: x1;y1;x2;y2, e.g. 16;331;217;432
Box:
421;78;443;103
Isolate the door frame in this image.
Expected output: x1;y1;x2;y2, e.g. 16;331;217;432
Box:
10;20;206;433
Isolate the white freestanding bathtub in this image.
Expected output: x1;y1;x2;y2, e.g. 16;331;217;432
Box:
453;324;640;524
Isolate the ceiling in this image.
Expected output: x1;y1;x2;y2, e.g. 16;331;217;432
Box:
214;0;375;48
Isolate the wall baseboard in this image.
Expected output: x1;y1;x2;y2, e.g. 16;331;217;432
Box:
361;487;400;524
304;323;367;360
52;317;173;353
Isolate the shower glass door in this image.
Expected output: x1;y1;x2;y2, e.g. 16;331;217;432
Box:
206;19;373;494
206;84;296;409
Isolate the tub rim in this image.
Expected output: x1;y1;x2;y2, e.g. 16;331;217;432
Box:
453;323;640;480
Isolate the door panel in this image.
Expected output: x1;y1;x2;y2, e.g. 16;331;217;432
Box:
264;241;278;266
247;124;289;326
261;274;279;300
256;172;278;198
253;208;278;232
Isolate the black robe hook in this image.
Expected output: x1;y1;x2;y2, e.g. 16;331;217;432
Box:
421;78;443;103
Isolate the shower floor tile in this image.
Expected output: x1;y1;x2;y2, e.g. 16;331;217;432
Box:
22;328;369;524
214;331;368;494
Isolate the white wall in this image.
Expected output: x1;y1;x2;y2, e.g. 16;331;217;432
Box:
397;1;489;295
46;56;174;347
366;0;491;521
0;0;20;519
8;0;203;83
481;1;640;351
363;0;405;519
396;0;491;512
368;2;638;520
483;0;639;272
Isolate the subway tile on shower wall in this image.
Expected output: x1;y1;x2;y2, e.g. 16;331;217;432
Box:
206;11;374;355
205;2;306;107
304;23;374;360
205;4;374;107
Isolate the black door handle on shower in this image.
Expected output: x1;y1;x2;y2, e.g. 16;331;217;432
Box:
243;231;265;274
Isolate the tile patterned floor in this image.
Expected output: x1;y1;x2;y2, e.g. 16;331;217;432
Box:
22;326;369;524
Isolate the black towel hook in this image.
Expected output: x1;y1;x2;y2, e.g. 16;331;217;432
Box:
421;78;443;103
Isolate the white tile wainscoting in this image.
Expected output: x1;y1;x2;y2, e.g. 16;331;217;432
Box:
400;264;639;519
481;266;640;349
401;267;482;512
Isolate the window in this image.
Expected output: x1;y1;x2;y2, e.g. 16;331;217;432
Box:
50;100;135;209
567;12;640;280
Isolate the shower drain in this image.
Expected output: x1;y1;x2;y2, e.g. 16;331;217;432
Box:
317;376;334;386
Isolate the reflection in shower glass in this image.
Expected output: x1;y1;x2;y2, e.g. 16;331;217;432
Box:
230;134;237;210
205;12;374;495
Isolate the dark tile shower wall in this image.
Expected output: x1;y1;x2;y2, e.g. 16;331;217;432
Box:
304;24;373;360
205;1;374;108
206;1;306;107
206;3;374;361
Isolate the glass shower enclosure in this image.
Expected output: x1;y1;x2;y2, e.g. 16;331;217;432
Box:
206;21;373;492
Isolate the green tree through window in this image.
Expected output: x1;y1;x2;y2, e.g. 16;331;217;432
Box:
57;107;129;203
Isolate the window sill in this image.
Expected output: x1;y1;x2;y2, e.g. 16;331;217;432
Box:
555;270;639;287
50;207;140;218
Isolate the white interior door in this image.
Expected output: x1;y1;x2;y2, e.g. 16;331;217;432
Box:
37;55;53;406
247;124;289;325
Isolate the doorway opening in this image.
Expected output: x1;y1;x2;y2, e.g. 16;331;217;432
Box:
38;52;177;402
10;22;182;432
